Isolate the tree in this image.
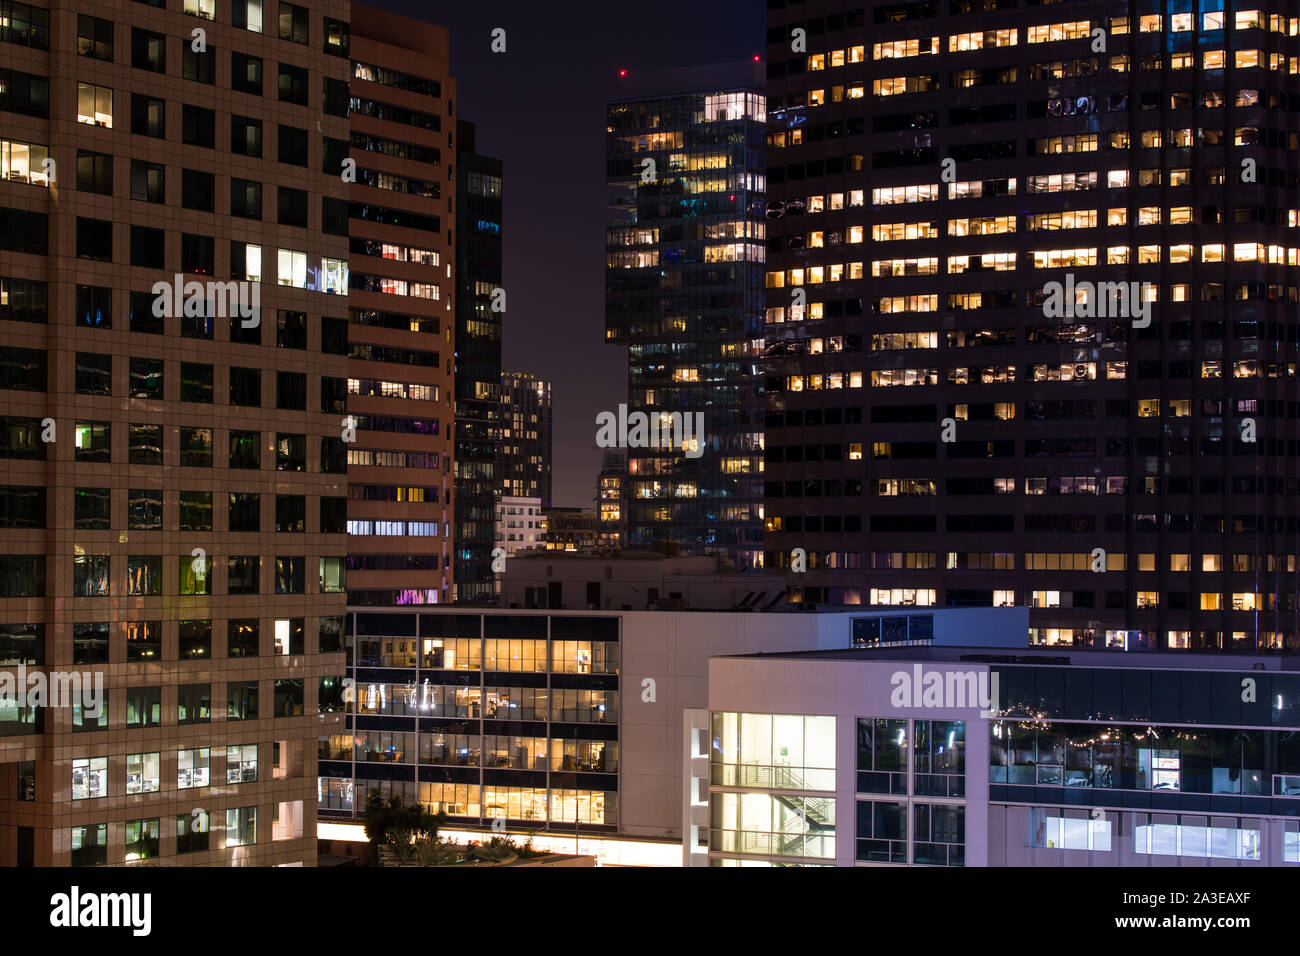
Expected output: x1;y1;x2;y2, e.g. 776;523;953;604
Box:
363;790;446;863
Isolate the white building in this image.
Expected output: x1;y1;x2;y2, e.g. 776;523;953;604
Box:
494;495;545;556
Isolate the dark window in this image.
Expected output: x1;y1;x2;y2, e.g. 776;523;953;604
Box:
180;363;213;404
179;491;212;531
74;488;110;530
129;358;163;399
0;417;45;460
77;15;113;60
321;317;348;354
319;617;344;653
76;151;113;194
75;422;111;463
320;376;347;414
278;2;309;44
276;433;306;472
131;28;165;72
227;679;259;719
275;557;305;594
76;218;112;261
177;678;211;716
278;63;308;104
182;45;215;84
277;124;308;166
275;495;305;532
181;233;214;275
320;497;346;534
276;372;306;411
0;555;44;597
181;169;214;211
232;116;262;157
73;623;109;664
126;621;161;662
0;69;49;118
0;277;48;324
229;367;260;407
0;209;47;254
130;161;164;203
130;226;165;269
228;620;259;658
276;310;306;349
274;678;304;716
127;424;161;465
277;187;308;227
129;291;163;335
0;348;45;391
228;492;260;531
231;52;262;95
127;489;162;530
320;436;346;473
228;556;259;594
74;353;111;396
75;286;111;329
181;105;215;148
229;431;261;470
1;2;49;49
322;136;348;174
231;178;261;218
179;427;213;467
72;556;109;597
130;94;165;138
322;197;348;236
0;622;44;664
323;77;349;117
125;554;159;598
126;687;161;728
176;813;208;854
0;486;43;531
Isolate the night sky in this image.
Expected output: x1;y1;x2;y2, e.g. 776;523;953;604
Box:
370;0;765;507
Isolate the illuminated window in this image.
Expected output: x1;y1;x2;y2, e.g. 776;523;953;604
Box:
77;83;113;127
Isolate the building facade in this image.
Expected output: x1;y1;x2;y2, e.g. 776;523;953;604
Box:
499;370;552;507
703;644;1300;867
544;507;598;553
495;495;545;557
315;604;1020;855
345;8;455;608
596;450;627;551
453;119;504;604
761;0;1300;651
605;71;767;567
0;0;353;865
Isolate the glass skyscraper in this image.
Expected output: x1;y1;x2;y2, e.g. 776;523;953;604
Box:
763;1;1300;651
605;75;768;566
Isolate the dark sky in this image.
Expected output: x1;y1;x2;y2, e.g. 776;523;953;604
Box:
369;0;765;507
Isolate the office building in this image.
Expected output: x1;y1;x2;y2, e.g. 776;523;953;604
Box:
345;8;455;608
453;119;504;604
605;66;767;567
596;450;627;551
495;495;545;557
0;0;353;865
700;641;1300;866
315;603;1020;857
761;1;1300;651
499;370;552;507
543;507;598;553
